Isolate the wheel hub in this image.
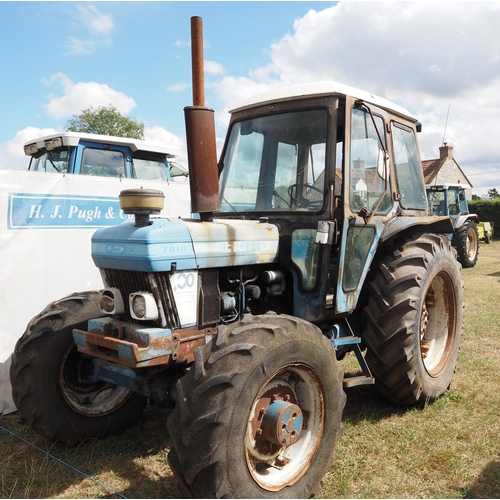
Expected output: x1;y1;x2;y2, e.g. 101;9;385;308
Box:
245;366;325;491
261;400;303;447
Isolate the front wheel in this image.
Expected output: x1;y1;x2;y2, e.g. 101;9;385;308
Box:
167;313;346;498
10;292;147;445
362;233;463;406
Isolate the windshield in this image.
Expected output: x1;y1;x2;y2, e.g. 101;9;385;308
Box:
219;109;328;213
29;148;70;173
427;190;446;215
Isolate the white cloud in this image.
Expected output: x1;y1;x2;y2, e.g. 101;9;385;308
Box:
0;126;59;171
143;125;227;168
67;37;96;56
210;2;500;196
43;73;137;120
144;126;187;166
77;4;114;36
167;83;190;93
205;60;225;76
65;4;114;55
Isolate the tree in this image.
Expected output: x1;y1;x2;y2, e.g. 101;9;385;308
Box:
65;105;145;140
471;194;482;201
487;188;500;200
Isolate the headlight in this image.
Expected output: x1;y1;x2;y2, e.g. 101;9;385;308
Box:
98;288;125;315
130;293;158;320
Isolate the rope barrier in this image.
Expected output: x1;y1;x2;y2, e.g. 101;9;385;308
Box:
0;424;128;499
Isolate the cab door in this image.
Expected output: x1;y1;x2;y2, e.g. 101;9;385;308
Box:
335;100;393;314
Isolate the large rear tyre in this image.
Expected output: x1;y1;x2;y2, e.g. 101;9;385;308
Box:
455;220;479;268
10;292;147;445
362;233;463;406
167;313;346;498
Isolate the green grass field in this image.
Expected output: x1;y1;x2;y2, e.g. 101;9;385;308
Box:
1;241;499;498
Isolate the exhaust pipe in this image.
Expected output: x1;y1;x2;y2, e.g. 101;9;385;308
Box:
184;16;220;218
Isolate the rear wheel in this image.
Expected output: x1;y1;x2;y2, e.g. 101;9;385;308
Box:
10;292;147;445
167;313;346;498
362;233;463;406
455;220;479;268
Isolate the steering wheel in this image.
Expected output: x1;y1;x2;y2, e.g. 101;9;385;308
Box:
287;183;324;209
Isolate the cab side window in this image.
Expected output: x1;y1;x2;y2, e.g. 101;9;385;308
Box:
391;122;427;210
81;148;125;177
349;108;389;214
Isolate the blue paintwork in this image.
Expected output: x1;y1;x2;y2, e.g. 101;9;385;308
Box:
92;219;197;272
88;358;151;396
73;317;175;365
332;336;361;347
91;218;279;272
262;400;303;446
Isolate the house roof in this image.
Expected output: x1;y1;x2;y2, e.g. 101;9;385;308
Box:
422;158;443;184
421;143;473;188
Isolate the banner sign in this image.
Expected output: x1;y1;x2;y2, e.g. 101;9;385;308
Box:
8;193;134;229
0;169;191;413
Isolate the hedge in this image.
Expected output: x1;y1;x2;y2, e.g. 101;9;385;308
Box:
469;199;500;238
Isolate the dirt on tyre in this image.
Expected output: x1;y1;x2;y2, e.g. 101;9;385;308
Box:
10;291;147;445
454;219;479;268
362;233;463;406
167;313;346;498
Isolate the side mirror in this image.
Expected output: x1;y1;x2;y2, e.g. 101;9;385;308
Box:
458;190;466;201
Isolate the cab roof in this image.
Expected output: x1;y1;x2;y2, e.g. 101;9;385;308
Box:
426;183;469;190
230;81;415;121
23;131;179;157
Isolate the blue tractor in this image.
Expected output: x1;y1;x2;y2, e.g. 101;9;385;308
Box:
10;17;464;499
426;183;480;268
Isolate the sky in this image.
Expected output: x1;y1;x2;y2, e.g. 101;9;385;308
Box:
0;1;499;197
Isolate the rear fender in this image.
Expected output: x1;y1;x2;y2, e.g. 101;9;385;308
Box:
455;214;479;229
380;215;454;243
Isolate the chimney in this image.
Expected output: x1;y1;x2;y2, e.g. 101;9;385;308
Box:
439;142;453;159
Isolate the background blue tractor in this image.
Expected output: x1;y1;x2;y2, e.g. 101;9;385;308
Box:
426;183;480;268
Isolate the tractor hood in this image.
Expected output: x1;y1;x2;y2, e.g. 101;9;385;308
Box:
91;218;279;272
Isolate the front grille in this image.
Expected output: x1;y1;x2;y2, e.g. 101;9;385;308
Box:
102;268;181;329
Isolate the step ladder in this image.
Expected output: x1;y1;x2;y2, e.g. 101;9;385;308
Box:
331;324;375;388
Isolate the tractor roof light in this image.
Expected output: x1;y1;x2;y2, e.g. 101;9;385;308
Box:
45;137;63;151
24;143;38;156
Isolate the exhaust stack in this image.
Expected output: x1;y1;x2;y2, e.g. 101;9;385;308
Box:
184;16;220;218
